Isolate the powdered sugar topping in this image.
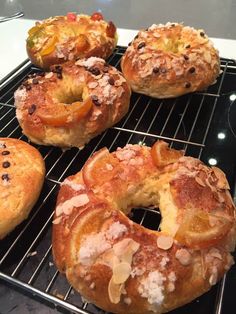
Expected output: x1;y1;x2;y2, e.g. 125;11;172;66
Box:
106;221;128;240
78;222;128;265
138;270;166;306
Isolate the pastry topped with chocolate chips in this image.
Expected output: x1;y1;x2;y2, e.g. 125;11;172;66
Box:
14;57;131;148
0;138;45;239
121;22;220;98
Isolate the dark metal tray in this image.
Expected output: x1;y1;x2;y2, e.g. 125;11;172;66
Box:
0;46;236;314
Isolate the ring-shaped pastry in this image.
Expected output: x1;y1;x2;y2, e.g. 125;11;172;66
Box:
26;12;117;69
14;57;131;148
121;23;220;98
52;141;236;313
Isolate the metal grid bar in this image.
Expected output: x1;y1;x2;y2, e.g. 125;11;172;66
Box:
0;48;236;314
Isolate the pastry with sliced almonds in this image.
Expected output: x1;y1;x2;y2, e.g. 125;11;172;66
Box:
26;12;117;70
52;140;236;313
14;57;130;148
121;23;220;98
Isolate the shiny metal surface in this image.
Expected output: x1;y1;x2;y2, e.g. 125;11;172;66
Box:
0;0;236;39
0;11;24;23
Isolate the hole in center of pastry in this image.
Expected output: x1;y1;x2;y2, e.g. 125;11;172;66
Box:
55;85;85;105
153;38;185;54
130;206;162;231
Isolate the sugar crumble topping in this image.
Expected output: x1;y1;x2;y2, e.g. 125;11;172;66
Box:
106;221;128;240
138;270;166;306
78;222;128;265
79;232;111;265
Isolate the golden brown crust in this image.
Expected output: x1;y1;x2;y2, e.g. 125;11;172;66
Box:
14;58;131;148
52;141;235;313
121;23;220;98
0;138;45;239
26;14;118;70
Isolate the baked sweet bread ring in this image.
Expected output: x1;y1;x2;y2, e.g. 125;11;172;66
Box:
121;23;220;98
52;141;236;313
0;138;45;239
26;12;117;70
14;57;131;148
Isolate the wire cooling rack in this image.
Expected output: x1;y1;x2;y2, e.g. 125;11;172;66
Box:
0;46;236;314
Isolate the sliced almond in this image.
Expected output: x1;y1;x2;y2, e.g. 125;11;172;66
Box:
210;250;222;260
113;238;140;257
108;278;123;304
175;248;192;266
113;262;132;284
157;235;173;250
124;297;132;305
195;176;206;187
140;53;152;60
209;271;218;285
212;167;230;190
52;216;62;225
113;238;140;264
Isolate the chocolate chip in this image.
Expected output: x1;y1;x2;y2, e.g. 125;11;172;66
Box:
128;42;132;46
26;85;32;91
38;72;45;77
134;34;139;40
22;80;29;86
57;72;63;79
189;67;195;73
2;151;10;156
153;67;159;74
28;104;37;115
185;82;191;88
108;77;115;85
88;67;101;76
171;23;176;27
103;66;109;73
55;65;62;72
183;55;189;61
1;173;9;181
0;143;6;149
91;95;101;106
200;31;205;37
137;42;146;49
2;161;10;168
32;78;39;84
185;44;191;49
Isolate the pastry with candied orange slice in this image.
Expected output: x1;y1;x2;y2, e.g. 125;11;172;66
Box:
121;23;220;98
26;12;118;70
52;140;236;313
14;57;131;148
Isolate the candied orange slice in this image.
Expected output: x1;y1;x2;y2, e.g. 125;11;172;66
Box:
175;210;232;249
106;21;116;38
83;148;120;187
28;25;42;37
37;97;93;127
151;141;184;167
40;35;58;56
76;34;90;52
